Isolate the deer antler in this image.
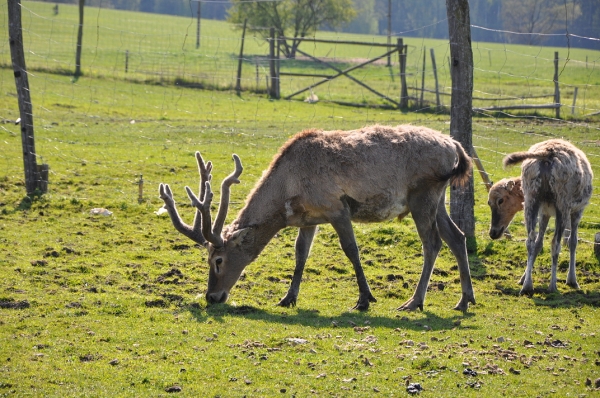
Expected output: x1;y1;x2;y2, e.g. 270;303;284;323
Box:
159;183;207;245
213;154;243;236
185;154;243;248
158;151;213;246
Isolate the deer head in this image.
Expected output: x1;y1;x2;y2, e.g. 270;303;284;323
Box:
159;151;249;304
487;177;524;239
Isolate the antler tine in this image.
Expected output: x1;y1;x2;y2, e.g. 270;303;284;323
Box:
185;181;224;247
192;152;213;235
195;151;213;197
158;183;207;245
212;154;243;238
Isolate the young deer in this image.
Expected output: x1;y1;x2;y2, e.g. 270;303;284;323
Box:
490;139;593;294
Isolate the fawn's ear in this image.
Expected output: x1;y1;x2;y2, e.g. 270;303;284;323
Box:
229;228;250;246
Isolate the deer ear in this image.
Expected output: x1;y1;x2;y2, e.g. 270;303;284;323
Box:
229;228;250;246
505;180;515;191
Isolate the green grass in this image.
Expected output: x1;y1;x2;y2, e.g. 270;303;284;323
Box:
1;1;599;113
0;3;600;397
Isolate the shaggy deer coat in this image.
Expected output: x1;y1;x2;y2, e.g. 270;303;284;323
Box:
159;125;476;311
499;139;593;294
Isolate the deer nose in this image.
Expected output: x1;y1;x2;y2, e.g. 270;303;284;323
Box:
489;226;504;240
206;291;228;304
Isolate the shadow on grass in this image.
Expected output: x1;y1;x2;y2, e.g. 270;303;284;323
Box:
494;282;600;308
185;302;477;332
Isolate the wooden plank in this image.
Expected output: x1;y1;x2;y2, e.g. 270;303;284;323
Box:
280;36;396;48
474;104;560;111
280;72;333;78
472;148;493;192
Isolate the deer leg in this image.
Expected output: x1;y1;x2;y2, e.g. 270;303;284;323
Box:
519;212;548;286
436;194;475;312
548;210;565;293
277;226;318;307
398;190;442;312
521;200;542;295
566;210;583;289
330;213;376;311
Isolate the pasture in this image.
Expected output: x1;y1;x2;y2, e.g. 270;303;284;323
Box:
0;2;599;396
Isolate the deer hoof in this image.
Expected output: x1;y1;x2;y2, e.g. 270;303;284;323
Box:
352;292;376;311
566;280;580;290
277;296;297;308
519;284;534;296
397;297;423;312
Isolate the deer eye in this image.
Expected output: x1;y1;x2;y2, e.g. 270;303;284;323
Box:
498;198;504;205
214;257;223;274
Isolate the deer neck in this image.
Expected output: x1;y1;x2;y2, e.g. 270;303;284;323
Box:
229;197;287;259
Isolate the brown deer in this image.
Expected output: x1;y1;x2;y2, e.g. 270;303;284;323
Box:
159;125;476;311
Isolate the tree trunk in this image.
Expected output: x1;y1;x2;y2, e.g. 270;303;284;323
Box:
446;0;475;239
74;0;85;77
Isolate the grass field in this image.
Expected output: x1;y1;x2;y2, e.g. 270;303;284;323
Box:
1;1;599;113
1;2;600;397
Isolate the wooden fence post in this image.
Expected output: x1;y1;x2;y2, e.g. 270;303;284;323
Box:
75;0;84;77
430;48;440;109
255;58;259;90
276;34;281;99
7;0;48;195
554;51;560;119
235;19;247;95
571;87;578;115
196;0;201;49
398;38;408;108
420;47;426;108
268;28;279;99
446;0;475;239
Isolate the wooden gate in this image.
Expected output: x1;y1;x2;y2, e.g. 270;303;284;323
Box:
268;31;409;108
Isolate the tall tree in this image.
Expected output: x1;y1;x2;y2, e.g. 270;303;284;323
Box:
228;0;356;58
342;0;378;34
446;0;474;238
140;0;155;13
501;0;580;45
572;0;600;48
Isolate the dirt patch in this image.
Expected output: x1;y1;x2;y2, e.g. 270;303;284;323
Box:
157;268;185;284
0;299;30;309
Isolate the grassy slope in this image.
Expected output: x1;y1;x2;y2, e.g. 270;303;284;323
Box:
0;3;599;398
1;2;599;112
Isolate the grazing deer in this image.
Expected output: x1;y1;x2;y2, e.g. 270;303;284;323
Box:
159;125;476;311
490;139;593;295
488;177;524;239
